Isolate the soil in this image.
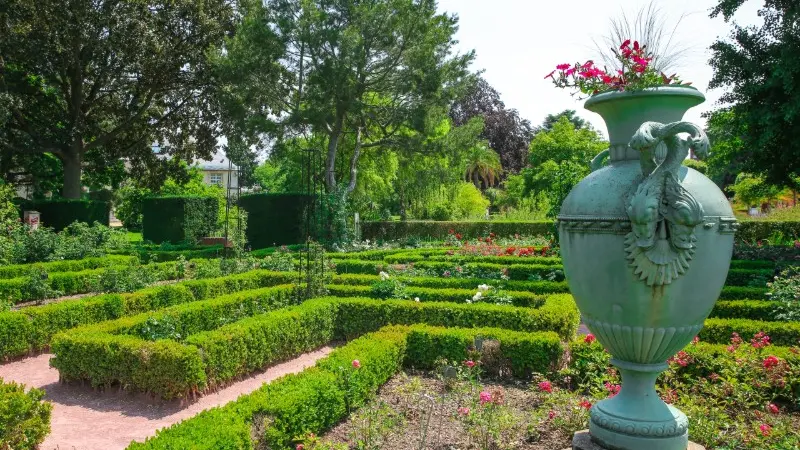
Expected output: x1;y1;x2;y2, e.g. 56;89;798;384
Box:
0;348;334;450
322;373;573;450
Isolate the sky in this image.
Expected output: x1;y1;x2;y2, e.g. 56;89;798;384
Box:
435;0;763;134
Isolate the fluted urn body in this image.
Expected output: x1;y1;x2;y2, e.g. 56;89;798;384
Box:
557;87;736;450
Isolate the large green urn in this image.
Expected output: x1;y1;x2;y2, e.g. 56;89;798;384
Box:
558;87;737;450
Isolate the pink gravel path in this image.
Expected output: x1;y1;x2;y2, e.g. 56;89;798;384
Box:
0;348;334;450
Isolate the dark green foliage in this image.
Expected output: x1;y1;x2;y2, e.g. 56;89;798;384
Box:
709;1;800;189
142;196;219;244
736;221;800;243
701;317;800;347
332;273;571;295
404;325;562;377
238;193;314;249
15;199;110;230
710;300;779;321
361;220;554;241
0;378;52;449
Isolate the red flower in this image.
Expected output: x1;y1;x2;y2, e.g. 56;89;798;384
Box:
556;63;571;71
620;39;631;49
633;40;640;50
490;232;496;238
760;423;772;436
634;65;646;73
668;350;692;367
584;334;596;344
538;381;553;393
455;233;462;240
763;356;780;369
464;360;476;368
752;331;771;349
448;229;455;234
768;403;780;415
297;445;305;450
544;70;556;80
548;410;557;419
352;359;361;369
579;400;592;409
692;336;700;345
582;60;594;69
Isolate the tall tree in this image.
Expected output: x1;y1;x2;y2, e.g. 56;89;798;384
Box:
528;116;607;168
449;77;532;173
0;0;237;198
708;0;800;189
537;110;592;133
263;0;473;195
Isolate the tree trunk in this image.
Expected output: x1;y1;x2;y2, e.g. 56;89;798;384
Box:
346;126;362;193
325;115;345;192
61;149;82;199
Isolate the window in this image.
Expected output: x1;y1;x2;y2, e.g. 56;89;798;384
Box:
209;173;223;185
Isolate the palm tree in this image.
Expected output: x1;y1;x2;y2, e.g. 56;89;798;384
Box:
464;143;503;190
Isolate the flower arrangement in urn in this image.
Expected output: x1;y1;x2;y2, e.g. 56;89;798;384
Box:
545;37;736;450
545;40;689;97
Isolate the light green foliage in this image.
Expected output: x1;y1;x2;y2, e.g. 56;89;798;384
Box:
0;378;52;450
682;159;708;175
769;267;800;322
729;173;784;208
528;116;607;168
524;160;590;218
452;183;490;220
252;161;288;193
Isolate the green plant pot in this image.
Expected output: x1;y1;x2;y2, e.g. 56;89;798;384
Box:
558;87;736;450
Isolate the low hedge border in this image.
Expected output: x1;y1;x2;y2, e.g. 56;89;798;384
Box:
126;323;564;450
382;252;560;266
0;255;137;280
361;221;556;240
52;293;578;399
50;285;299;398
710;300;779;321
0;270;298;361
0;262;179;305
331;294;580;341
361;219;800;243
325;284;546;308
700;317;800;347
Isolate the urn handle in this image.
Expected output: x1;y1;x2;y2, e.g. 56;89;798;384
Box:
623;121;710;286
590;149;610;172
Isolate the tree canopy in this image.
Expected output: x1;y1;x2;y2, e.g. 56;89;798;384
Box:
528;116;607;168
708;0;800;189
0;0;238;198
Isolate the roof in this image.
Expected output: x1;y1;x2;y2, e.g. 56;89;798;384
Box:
193;151;238;171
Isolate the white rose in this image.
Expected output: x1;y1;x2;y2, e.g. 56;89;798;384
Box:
477;284;490;293
379;271;390;281
472;292;482;302
414;297;420;302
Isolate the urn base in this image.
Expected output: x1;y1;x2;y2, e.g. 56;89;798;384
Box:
567;430;705;450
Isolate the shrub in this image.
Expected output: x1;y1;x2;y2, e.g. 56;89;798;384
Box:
710;300;779;321
238;193;314;249
736;221;800;243
768;266;800;321
361;221;555;241
0;255;136;280
0;378;52;450
326;284;544;307
700;317;800;347
142;196;218;244
452;182;490;219
15;199;110;230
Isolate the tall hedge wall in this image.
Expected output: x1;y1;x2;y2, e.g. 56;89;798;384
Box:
16;199;110;230
238;193;313;249
362;219;800;242
142;196;218;244
362;220;555;240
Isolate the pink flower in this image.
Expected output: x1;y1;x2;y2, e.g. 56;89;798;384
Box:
668;350;691;367
296;445;304;450
692;336;700;345
582;60;594;69
565;68;575;76
634;65;646;74
352;359;361;369
760;423;772;436
763;356;780;369
479;391;492;405
768;403;780;415
620;39;631;49
579;400;592;409
584;334;596;344
538;381;553;393
794;240;800;249
604;382;621;398
548;410;557;419
556;63;571;71
458;406;470;416
633;41;640;50
544;70;556;79
464;360;476;368
752;331;771;349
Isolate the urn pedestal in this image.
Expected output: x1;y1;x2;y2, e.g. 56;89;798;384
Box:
557;87;736;450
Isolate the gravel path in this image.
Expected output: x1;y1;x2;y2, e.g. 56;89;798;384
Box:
0;348;334;450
